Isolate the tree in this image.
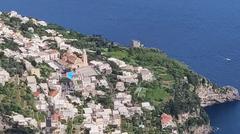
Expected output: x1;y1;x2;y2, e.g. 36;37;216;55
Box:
31;60;37;67
60;77;71;85
95;95;113;109
96;49;101;56
0;52;4;58
73;115;84;124
66;120;73;134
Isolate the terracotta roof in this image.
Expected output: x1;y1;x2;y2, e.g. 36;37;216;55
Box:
33;89;41;97
49;90;59;97
51;113;60;121
62;52;78;64
67;55;77;64
161;113;173;124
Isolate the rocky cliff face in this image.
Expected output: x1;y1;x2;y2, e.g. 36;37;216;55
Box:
176;83;240;134
176;110;212;134
190;125;212;134
196;85;239;107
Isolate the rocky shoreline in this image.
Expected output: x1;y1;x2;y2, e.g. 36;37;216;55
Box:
197;85;239;107
193;85;240;134
192;125;212;134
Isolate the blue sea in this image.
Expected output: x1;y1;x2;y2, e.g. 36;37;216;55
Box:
1;0;240;133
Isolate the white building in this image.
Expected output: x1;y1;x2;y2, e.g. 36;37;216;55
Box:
140;68;153;81
141;102;154;111
117;71;138;84
0;68;10;85
115;82;125;92
26;76;37;92
132;40;144;48
11;112;38;128
108;58;127;68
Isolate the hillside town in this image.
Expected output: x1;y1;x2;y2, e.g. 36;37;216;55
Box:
0;11;178;134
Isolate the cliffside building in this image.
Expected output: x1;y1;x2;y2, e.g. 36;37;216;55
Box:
131;40;144;48
60;49;88;69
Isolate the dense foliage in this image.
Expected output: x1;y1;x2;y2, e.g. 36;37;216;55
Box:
37;63;54;78
0;82;45;122
0;38;20;51
0;55;25;76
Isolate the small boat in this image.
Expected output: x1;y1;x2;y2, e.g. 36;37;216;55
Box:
225;58;231;61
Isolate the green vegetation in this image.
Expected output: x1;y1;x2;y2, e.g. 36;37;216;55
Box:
0;55;25;76
45;23;110;50
107;49;128;59
165;83;201;116
105;47;201;87
94;85;114;109
121;110;162;134
0;38;20;51
129;83;170;105
0;82;45;122
94;94;113;109
37;63;54;78
5;127;38;134
22;20;50;37
105;47;202;110
0;13;22;29
66;120;73;134
44;39;58;49
103;45;208;132
44;22;209;132
73;115;84;125
143;82;170;102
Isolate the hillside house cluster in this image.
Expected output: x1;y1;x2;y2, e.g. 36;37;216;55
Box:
10;112;37;128
60;49;88;69
0;11;161;134
83;103;121;134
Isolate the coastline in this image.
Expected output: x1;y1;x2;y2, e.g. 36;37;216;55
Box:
197;85;240;107
0;10;239;133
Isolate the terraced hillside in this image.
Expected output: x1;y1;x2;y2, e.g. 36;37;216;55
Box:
0;11;238;134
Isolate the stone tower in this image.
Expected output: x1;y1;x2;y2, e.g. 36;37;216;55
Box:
83;49;88;66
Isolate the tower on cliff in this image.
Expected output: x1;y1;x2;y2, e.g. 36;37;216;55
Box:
83;49;88;66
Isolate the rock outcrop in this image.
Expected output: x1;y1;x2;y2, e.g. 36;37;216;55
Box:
191;125;212;134
0;115;11;132
196;85;239;107
176;111;212;134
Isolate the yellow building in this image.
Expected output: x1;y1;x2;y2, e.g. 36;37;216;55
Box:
30;68;41;78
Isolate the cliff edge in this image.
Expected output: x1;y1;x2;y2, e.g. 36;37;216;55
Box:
197;85;239;107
